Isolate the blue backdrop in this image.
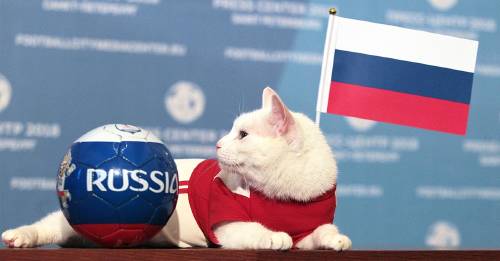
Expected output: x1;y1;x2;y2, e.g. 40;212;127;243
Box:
1;0;499;249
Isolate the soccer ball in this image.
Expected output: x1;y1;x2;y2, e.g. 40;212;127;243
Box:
56;124;178;247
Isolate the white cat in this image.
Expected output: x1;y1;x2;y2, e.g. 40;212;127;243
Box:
1;87;351;250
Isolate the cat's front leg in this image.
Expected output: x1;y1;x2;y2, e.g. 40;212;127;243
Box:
2;210;87;248
214;221;293;250
295;223;352;251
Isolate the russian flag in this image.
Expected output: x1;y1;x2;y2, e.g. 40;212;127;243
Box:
316;16;478;135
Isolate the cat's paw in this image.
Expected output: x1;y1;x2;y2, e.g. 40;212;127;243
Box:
1;227;38;248
258;231;293;250
320;233;352;251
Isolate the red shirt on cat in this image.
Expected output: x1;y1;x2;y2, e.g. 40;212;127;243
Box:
187;159;336;246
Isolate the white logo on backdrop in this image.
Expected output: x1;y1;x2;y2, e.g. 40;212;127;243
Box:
345;117;377;132
426;221;461;249
0;74;12;113
428;0;458;11
165;81;205;124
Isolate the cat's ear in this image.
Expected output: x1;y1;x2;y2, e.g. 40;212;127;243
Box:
262;87;276;109
268;91;295;136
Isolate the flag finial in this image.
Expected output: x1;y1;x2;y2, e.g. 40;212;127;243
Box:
329;8;337;15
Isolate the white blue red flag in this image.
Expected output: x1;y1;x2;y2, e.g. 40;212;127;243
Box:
316;15;479;135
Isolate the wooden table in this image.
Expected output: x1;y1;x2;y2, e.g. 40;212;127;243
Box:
1;249;499;261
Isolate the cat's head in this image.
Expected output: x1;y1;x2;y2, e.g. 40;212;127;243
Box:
216;87;337;201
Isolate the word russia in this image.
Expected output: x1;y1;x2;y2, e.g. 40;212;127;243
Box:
86;168;178;193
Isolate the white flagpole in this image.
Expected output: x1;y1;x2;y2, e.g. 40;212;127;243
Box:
315;8;338;126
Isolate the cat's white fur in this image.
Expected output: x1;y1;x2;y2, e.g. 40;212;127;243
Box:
2;87;351;250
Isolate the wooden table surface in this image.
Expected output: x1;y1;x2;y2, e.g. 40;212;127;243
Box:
1;249;499;261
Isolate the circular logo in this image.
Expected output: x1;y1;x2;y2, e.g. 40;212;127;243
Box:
165;81;205;124
345;117;376;132
0;74;12;113
425;221;460;249
428;0;458;11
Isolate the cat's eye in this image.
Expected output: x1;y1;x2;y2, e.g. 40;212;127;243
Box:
239;130;248;139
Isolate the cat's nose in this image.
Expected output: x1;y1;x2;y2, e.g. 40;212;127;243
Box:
216;143;222;150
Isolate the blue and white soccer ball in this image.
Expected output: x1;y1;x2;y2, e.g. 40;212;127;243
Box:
56;124;178;247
